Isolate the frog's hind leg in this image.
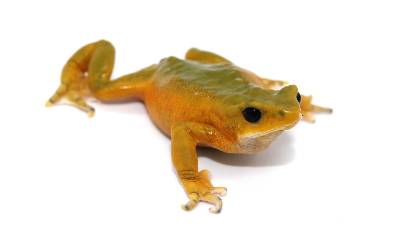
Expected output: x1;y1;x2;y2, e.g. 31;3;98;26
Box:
300;95;332;123
46;40;156;117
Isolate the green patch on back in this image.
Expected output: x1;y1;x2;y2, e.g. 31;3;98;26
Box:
156;57;278;106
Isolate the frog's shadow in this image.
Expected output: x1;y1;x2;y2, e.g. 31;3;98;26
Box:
198;132;296;167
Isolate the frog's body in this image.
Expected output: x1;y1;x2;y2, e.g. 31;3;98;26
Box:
149;56;302;154
47;40;331;213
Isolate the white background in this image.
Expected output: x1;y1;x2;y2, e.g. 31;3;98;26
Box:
0;0;399;236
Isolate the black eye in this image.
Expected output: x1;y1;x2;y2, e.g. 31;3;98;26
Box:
242;107;262;123
296;92;301;103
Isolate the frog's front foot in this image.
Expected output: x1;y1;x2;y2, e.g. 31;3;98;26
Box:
180;170;227;214
300;95;332;123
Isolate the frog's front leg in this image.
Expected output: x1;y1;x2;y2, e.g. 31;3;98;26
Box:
171;122;228;213
300;95;332;123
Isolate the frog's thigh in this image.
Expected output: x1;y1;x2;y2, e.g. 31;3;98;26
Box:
171;122;227;213
185;48;232;64
86;42;155;102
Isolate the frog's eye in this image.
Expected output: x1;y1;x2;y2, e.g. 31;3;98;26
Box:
296;92;301;103
242;107;262;123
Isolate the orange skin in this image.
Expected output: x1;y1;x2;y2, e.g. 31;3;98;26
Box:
47;40;332;213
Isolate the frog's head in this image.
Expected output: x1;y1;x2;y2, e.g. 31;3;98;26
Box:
219;85;302;154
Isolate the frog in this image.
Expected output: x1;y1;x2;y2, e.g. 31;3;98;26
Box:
46;40;332;213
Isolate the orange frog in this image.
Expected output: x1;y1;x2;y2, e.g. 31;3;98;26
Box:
47;40;331;213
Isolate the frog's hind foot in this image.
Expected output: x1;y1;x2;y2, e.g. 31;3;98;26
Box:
46;92;95;117
300;95;332;123
46;68;95;117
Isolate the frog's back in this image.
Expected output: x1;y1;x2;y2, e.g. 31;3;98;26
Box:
145;56;273;135
152;56;275;104
153;56;244;92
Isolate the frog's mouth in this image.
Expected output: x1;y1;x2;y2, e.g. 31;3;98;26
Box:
238;130;284;154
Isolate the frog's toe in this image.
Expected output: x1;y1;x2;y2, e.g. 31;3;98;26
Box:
87;107;96;117
202;193;223;214
312;104;333;113
46;84;67;106
212;187;227;197
181;193;200;211
45;100;53;107
66;91;96;116
302;112;316;123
